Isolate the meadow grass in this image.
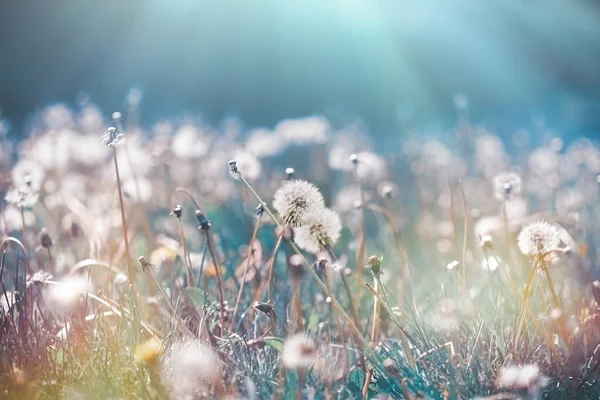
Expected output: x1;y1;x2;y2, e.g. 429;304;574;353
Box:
1;104;599;399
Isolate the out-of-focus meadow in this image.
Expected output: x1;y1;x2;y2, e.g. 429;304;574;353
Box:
1;2;600;400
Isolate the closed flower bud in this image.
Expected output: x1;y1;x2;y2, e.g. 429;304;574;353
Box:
39;228;52;248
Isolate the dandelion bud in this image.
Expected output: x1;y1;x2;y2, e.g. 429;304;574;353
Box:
315;258;329;274
367;255;383;277
252;301;274;316
285;167;295;180
254;203;265;218
195;209;212;231
39;228;52;248
172;204;183;219
228;159;241;180
592;281;600;308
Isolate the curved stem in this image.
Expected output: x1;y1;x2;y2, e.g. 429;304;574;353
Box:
112;146;134;286
230;217;261;333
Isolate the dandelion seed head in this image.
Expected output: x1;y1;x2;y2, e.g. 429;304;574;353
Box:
517;221;561;257
273;180;325;227
493;172;522;201
294;208;342;254
282;333;317;370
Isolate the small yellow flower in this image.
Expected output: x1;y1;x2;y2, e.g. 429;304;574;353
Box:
134;337;164;363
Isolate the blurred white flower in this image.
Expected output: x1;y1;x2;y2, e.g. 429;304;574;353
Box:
29;129;73;171
122;177;153;203
245;128;287;158
45;276;89;312
353;151;387;183
498;364;547;395
162;339;220;399
275;116;329;145
42;104;73;130
282;333;317;369
77;105;104;133
171;124;212;159
475;134;508;177
11;159;45;191
493;172;522;201
69;133;107;166
232;149;261;181
295;208;342;254
273;180;325;227
529;147;560;174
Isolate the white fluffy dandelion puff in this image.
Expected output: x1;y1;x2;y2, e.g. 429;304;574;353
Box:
493;171;522;201
281;333;317;370
517;220;561;258
498;364;547;395
273;180;325;227
294;208;342;254
162;339;220;398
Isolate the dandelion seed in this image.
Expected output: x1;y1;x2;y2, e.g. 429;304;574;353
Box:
493;172;522;201
517;221;561;258
281;333;317;370
100;127;125;147
273;180;325;227
294;208;342;254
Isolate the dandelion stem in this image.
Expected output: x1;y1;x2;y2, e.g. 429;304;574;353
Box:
203;229;226;327
112;146;134;286
230;216;261;333
512;258;538;352
268;232;284;305
177;218;195;288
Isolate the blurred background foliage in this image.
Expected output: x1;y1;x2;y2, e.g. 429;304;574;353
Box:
0;0;600;138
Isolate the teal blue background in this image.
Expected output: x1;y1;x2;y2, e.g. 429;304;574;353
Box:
1;0;600;137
